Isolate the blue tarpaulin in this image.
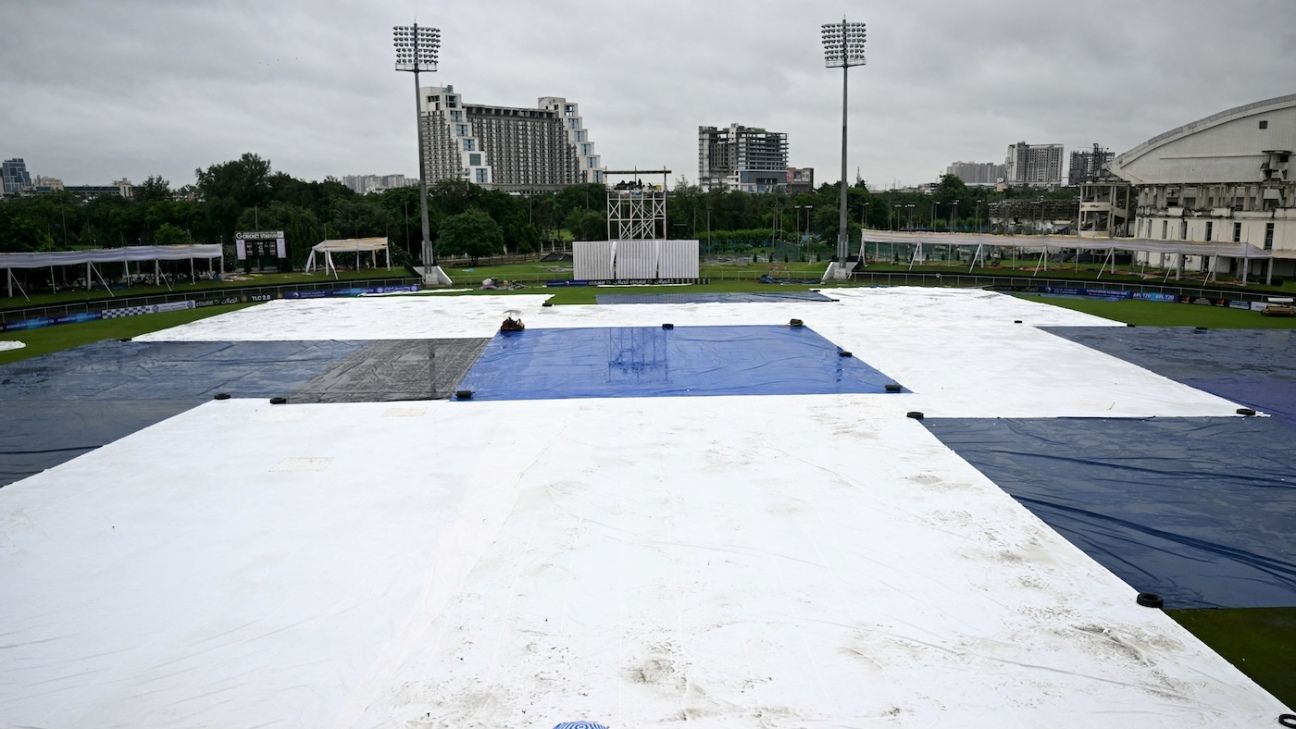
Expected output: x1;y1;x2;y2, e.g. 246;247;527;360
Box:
1047;327;1296;428
596;291;835;305
0;339;488;487
925;416;1296;609
457;325;903;401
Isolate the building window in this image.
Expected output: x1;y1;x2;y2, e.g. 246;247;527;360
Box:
1233;222;1242;242
1161;220;1167;239
475;169;487;184
1180;220;1188;240
1205;221;1213;241
469;153;481;166
1259;120;1268;130
1265;222;1274;250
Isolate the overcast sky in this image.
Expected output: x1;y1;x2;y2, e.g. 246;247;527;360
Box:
3;0;1294;189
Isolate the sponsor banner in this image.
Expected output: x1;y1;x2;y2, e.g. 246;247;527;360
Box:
1;317;54;332
55;312;103;325
1132;292;1178;303
1038;286;1132;300
284;284;419;299
1251;302;1270;311
1229;300;1252;310
546;279;593;287
2;311;103;332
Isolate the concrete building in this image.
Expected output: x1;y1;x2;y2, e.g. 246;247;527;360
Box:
418;85;601;194
1068;144;1116;186
63;179;135;201
698;124;788;193
1110;93;1296;279
341;174;417;195
786;167;815;194
946;161;1004;186
2;158;32;196
1005;142;1064;187
33;175;64;192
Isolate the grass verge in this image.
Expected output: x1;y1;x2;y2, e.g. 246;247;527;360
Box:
1014;294;1296;328
1169;607;1296;708
0;303;256;364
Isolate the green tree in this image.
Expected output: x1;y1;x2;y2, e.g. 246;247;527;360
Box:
0;212;55;252
153;222;192;245
438;208;503;264
195;153;273;209
934;173;970;206
137;175;172;203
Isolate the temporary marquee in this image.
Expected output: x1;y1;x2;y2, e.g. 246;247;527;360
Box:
304;238;391;279
859;229;1276;283
0;244;224;298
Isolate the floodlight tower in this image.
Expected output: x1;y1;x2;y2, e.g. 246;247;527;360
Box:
821;19;866;265
393;23;448;284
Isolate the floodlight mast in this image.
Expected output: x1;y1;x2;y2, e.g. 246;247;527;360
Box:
393;23;441;278
821;19;866;264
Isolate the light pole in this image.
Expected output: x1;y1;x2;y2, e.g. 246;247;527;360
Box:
821;19;867;263
393;23;441;282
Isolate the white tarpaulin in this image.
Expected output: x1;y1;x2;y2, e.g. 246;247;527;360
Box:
304;237;391;278
5;288;1288;726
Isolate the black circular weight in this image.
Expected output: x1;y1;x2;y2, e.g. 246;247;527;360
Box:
1135;592;1164;608
214;393;230;401
885;383;902;393
455;390;474;400
269;397;288;405
906;411;924;420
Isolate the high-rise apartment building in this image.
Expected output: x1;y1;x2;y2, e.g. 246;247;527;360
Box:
1005;142;1065;187
1068;143;1116;186
945;161;1005;185
341;174;417;195
698;124;789;193
418;85;601;194
2;158;32;196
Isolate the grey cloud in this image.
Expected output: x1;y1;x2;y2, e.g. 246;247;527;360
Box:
2;0;1292;188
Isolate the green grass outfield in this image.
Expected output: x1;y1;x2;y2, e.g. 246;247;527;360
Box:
1013;293;1296;328
1168;608;1295;708
0;303;254;364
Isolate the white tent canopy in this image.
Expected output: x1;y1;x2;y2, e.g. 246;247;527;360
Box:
304;238;391;279
2;244;224;299
859;230;1275;283
0;244;223;269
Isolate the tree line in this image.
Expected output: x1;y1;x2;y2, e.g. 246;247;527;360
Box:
0;152;1079;268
